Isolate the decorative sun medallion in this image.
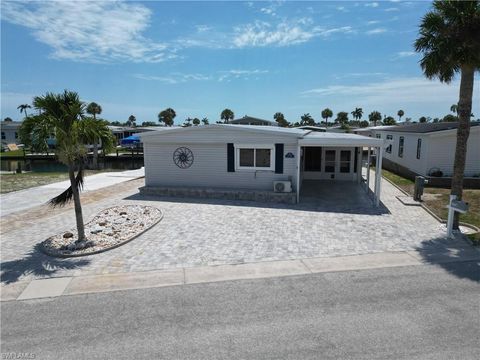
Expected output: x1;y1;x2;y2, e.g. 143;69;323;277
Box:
173;147;194;169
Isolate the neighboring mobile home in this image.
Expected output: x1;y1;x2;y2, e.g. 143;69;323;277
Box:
139;125;384;205
369;122;480;178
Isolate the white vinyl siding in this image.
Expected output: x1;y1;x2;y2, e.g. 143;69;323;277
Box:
144;143;298;191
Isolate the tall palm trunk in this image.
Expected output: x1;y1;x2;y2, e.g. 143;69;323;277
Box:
451;65;474;229
92;113;98;169
69;165;86;241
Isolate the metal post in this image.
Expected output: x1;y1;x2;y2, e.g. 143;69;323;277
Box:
356;147;362;184
375;146;383;207
366;147;371;192
446;195;456;238
296;145;301;204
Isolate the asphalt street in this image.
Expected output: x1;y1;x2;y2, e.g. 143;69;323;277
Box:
1;261;479;360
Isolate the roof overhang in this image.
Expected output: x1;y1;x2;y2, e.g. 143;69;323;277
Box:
299;133;383;147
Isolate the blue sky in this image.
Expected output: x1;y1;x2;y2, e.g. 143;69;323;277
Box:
1;0;479;125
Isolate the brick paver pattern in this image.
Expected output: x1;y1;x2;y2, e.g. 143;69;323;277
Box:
0;174;472;283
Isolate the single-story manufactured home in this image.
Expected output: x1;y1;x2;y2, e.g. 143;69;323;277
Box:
367;122;480;179
139;125;384;205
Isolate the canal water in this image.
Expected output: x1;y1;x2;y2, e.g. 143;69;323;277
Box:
1;157;144;172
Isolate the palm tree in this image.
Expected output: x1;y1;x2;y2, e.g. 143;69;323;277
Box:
350;107;363;121
300;113;315;126
415;0;480;229
17;104;31;118
220;109;234;124
397;110;405;122
321;108;333;127
335;112;349;125
86;102;103;169
183;118;192;127
86;102;102;120
201;117;209;125
158;108;176;126
273;112;289;127
450;104;458;114
368;111;382;126
383;116;396;125
127;115;136;127
19;91;114;243
192;118;200;126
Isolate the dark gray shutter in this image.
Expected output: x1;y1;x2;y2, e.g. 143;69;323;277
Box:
354;147;358;173
275;143;284;174
227;143;235;172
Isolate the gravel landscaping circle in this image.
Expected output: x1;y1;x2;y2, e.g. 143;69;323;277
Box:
41;205;163;257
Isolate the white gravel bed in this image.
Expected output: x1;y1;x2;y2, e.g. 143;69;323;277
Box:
41;205;163;257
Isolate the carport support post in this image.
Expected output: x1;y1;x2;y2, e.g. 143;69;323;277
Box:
296;145;301;203
374;146;383;207
366;147;371;192
356;147;362;184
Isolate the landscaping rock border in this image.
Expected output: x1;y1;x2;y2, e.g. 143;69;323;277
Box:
41;205;163;258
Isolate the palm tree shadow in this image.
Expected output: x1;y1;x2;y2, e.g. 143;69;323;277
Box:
415;237;480;282
1;244;91;285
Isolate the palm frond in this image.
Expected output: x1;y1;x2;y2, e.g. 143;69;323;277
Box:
48;169;84;208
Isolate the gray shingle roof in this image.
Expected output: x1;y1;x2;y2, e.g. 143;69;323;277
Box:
376;121;480;134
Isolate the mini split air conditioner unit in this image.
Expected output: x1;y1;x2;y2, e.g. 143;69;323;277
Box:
273;181;292;193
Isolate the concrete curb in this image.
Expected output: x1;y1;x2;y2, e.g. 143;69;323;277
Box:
3;249;479;302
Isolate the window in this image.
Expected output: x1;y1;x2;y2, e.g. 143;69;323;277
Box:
15;132;18;139
304;147;322;171
325;150;336;173
236;145;274;170
416;138;422;159
1;132;5;140
398;136;404;157
375;134;381;139
340;150;351;173
386;145;392;154
386;135;393;140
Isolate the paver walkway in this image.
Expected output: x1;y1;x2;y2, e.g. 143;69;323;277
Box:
0;168;144;216
1;172;476;285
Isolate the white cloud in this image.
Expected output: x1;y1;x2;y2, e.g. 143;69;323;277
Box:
366;28;387;35
385;7;400;12
218;69;269;82
301;77;465;107
0;0;174;63
367;20;380;25
365;2;379;8
395;51;416;58
232;19;354;48
133;73;211;84
196;25;212;33
133;69;269;83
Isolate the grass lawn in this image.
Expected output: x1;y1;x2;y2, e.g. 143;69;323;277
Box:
0;170;114;194
0;149;25;158
382;169;480;243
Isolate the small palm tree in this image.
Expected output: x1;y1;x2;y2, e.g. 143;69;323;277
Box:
273;112;289;127
300;113;315;126
19;91;114;242
201;117;209;125
17;104;31;118
220;109;234;124
127;115;136;127
351;107;363;121
415;0;480;229
158;108;176;126
86;102;102;120
321;108;333;127
397;110;405;122
450;104;458;114
368;111;382;126
192;118;200;126
86;102;103;169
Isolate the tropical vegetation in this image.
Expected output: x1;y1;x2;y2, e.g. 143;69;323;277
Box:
415;0;480;229
158;108;176;126
220;108;234;123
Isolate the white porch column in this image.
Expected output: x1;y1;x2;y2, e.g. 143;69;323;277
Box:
296;145;301;203
374;146;383;207
366;147;371;192
356;147;362;184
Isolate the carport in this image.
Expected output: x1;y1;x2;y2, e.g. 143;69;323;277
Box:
296;132;384;206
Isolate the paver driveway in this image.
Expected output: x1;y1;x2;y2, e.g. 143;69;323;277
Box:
0;175;473;283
